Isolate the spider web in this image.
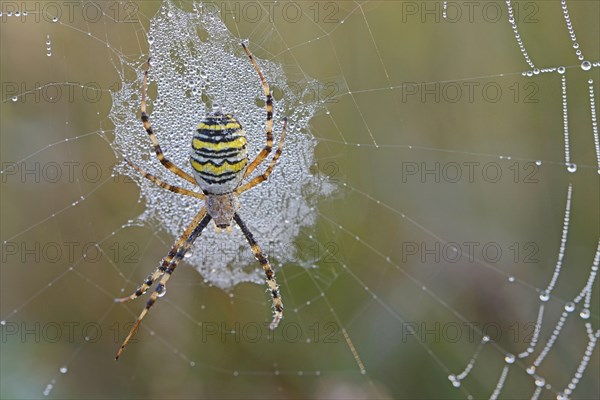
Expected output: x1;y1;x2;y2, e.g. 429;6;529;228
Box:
1;1;599;399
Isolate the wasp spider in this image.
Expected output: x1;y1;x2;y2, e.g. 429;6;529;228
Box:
115;43;286;359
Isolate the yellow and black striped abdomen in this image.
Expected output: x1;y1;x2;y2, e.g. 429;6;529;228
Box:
190;113;248;194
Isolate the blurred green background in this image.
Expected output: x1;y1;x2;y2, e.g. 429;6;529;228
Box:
1;1;599;399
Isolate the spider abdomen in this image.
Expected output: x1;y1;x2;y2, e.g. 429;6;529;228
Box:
190;113;248;194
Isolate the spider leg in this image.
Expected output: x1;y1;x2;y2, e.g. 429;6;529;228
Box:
115;207;209;305
141;57;197;185
241;43;274;178
115;208;212;360
236;118;286;194
124;158;205;199
233;213;283;330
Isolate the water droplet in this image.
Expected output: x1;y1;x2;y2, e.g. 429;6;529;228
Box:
564;302;575;312
539;291;550;302
535;377;546;387
43;382;54;396
148;36;154;44
526;366;536;375
535;160;542;166
11;96;17;102
59;366;68;374
51;16;58;22
452;380;461;388
581;60;592;71
566;163;577;173
557;66;566;74
156;284;167;297
505;353;515;364
508;276;515;282
579;309;590;319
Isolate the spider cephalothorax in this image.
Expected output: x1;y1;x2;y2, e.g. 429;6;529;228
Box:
205;193;240;228
115;44;287;359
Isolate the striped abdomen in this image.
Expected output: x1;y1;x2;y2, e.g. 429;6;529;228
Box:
190;113;248;194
